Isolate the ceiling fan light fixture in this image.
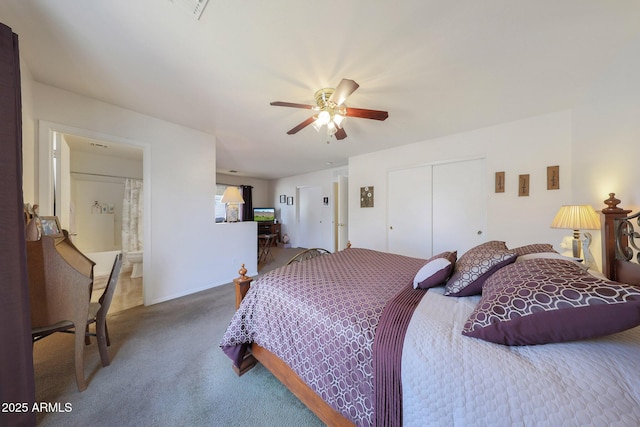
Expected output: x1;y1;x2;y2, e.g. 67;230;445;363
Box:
326;121;337;135
316;110;331;125
311;119;322;132
271;79;388;140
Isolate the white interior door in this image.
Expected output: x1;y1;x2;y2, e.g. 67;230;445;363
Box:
432;158;486;255
298;185;323;249
387;166;432;258
337;175;349;251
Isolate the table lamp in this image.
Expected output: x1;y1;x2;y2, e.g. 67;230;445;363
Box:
550;204;600;258
221;187;244;222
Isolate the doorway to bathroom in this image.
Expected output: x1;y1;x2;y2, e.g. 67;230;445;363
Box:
49;128;146;312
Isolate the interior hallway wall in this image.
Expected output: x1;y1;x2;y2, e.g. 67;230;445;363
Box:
31;82;257;304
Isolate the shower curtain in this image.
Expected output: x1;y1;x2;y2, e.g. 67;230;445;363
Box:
122;179;143;265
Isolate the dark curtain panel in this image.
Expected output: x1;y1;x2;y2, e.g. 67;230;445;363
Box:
0;23;36;427
241;185;253;221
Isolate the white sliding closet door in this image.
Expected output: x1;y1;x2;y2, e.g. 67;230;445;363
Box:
432;158;486;256
387;166;432;258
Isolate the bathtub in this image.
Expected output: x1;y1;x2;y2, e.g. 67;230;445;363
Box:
85;250;122;277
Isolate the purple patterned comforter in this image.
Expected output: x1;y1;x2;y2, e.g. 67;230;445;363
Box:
220;248;427;426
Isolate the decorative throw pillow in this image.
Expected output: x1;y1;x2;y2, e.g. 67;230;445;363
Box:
511;243;557;257
413;251;457;289
515;252;588;270
444;241;516;297
462;258;640;345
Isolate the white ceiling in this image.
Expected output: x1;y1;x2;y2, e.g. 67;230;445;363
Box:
2;1;639;179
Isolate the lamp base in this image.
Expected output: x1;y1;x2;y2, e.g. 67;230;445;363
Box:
571;229;581;259
226;203;239;222
571;238;581;258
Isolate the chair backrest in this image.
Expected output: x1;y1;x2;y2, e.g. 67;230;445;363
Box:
97;253;123;317
27;235;93;328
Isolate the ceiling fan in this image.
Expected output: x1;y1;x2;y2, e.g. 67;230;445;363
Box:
270;79;388;140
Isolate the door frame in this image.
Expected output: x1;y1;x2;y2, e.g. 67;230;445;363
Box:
37;120;152;304
333;175;349;252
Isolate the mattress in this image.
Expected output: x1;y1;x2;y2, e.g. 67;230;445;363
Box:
402;286;640;426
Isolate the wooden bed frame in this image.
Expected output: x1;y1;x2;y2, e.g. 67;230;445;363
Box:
232;194;640;426
601;193;640;285
232;254;354;426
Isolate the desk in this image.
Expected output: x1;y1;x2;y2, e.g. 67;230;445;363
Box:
257;222;281;246
258;233;277;264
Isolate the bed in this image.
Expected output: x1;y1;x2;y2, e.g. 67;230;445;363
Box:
220;194;640;426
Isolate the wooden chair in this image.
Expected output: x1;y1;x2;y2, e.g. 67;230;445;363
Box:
29;234;94;391
258;233;277;264
85;252;123;366
29;233;122;391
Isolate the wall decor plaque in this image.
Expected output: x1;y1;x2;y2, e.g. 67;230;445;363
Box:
495;171;505;193
547;165;560;190
518;174;530;197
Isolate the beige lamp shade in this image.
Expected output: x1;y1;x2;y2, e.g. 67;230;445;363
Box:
220;187;245;204
550;205;600;230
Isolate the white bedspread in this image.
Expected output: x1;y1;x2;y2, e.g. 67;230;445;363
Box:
402;287;640;426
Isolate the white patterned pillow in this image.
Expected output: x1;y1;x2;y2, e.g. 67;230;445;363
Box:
413;251;457;289
444;241;516;297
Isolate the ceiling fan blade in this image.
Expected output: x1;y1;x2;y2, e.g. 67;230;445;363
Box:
287;116;316;135
271;101;315;109
329;79;359;106
345;107;389;121
334;127;347;140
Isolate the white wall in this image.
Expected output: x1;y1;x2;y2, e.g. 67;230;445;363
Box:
271;166;348;250
571;34;640;269
30;82;257;305
72;145;143;180
70;149;143;252
349;111;573;254
573;35;640;210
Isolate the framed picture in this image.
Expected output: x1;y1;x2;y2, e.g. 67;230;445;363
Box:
279;195;286;203
360;186;374;208
287;196;294;205
40;216;63;237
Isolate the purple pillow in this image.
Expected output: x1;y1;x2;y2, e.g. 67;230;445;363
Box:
511;243;557;257
462;258;640;345
413;251;457;289
444;241;516;297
